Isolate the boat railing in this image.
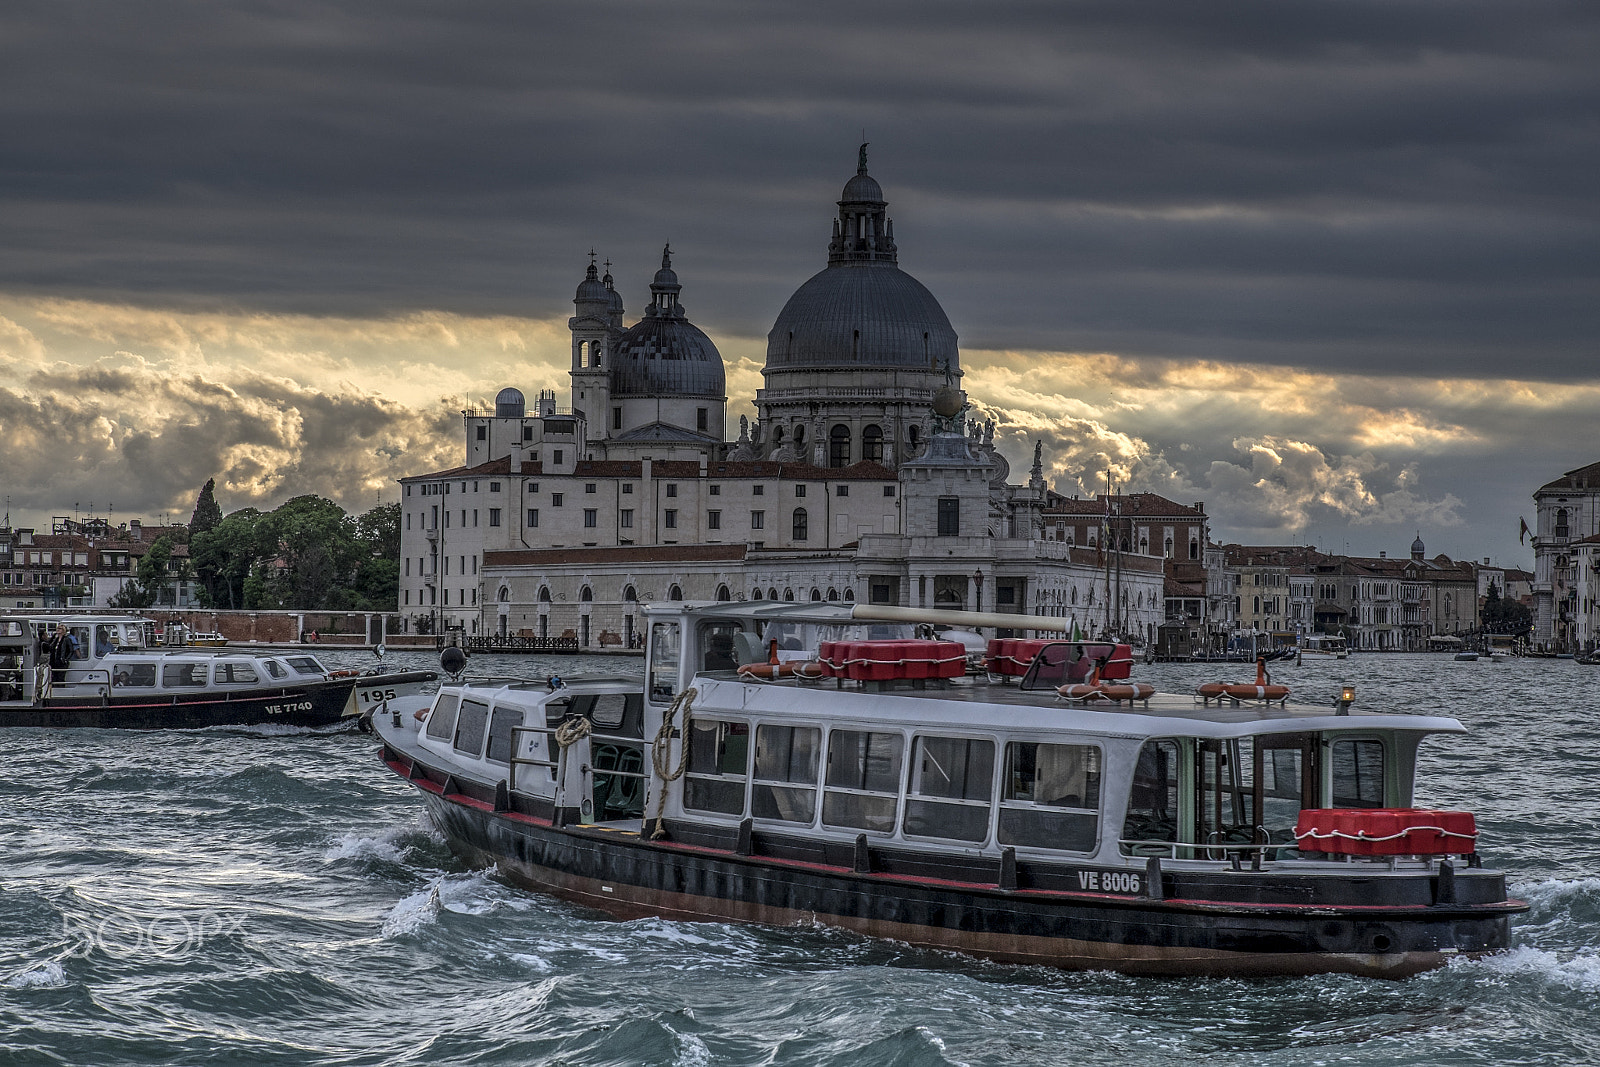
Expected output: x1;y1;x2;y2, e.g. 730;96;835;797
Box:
1120;833;1298;868
509;723;651;795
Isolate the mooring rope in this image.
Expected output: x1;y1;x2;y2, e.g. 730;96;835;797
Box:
649;686;697;840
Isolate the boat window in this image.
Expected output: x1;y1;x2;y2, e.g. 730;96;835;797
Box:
1121;739;1180;855
1331;738;1386;808
426;693;461;741
161;663;209;688
823;730;904;833
263;659;290;680
998;742;1100;852
69;627;91;661
904;736;995;843
215;662;259;685
648;622;681;704
485;706;524;764
752;725;820;823
453;699;491;756
684;718;749;815
113;664;157;687
286;656;325;676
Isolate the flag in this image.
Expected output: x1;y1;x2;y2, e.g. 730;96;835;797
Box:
1519;517;1531;545
1071;621;1084;641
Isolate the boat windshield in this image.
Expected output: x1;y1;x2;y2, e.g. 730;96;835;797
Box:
285;656;326;676
1122;733;1391;860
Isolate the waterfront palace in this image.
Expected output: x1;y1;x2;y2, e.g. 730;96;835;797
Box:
394;151;1187;646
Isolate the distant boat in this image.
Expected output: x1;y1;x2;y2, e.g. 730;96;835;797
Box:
1454;651;1480;662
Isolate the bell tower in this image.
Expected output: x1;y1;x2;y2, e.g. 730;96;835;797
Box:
569;253;616;443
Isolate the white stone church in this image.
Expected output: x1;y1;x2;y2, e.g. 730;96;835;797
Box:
395;151;1171;646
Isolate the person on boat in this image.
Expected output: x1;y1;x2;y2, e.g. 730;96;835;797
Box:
703;632;738;671
95;626;114;657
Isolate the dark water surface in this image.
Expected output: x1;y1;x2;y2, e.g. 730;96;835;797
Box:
2;651;1596;1066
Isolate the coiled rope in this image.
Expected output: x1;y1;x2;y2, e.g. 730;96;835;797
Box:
552;715;592;748
649;686;697;840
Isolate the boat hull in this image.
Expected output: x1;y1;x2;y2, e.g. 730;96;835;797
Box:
2;680;358;729
390;750;1520;979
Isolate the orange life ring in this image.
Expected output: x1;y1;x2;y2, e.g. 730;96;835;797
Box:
330;669;361;679
737;660;823;680
1058;682;1155;702
1222;683;1291;701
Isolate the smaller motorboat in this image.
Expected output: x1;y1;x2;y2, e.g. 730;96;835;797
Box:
1454;651;1480;662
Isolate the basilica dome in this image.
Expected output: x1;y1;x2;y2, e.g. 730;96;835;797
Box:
765;149;959;373
609;246;726;399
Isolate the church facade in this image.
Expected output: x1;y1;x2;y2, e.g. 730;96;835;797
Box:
395;151;1167;646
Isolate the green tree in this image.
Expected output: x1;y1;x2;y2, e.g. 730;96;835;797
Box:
192;507;263;609
189;478;223;538
255;496;363;610
109;535;175;608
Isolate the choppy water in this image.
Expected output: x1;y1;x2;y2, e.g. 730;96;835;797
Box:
2;651;1596;1066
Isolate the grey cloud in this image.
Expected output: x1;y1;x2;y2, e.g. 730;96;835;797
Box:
0;362;459;521
0;2;1595;377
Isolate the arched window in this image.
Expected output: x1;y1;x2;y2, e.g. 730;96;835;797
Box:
773;426;785;445
768;587;778;601
907;424;920;451
792;507;808;540
829;425;851;467
862;424;883;462
668;584;683;601
498;586;511;602
1070;587;1078;605
810;587;823;601
580;585;592;602
783;588;795;601
1163;537;1173;557
793;424;805;448
751;587;763;600
1253;596;1261;613
826;588;839;601
1556;508;1570;537
538;587;552;603
623;584;637;602
844;588;855;601
716;584;731;602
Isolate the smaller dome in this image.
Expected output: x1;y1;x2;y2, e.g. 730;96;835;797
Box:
575;261;608;304
1411;533;1426;558
495;387;526;419
842;171;883;203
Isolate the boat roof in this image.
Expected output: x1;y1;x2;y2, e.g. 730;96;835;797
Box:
692;676;1464;740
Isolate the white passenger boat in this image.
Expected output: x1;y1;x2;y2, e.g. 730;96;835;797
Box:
371;601;1525;979
0;615;436;729
1300;633;1349;658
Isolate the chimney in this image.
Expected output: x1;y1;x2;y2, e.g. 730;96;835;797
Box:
1379;550;1386;558
642;457;652;482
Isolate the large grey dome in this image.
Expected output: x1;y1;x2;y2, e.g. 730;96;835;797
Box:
765;148;958;373
610;316;726;398
766;262;958;371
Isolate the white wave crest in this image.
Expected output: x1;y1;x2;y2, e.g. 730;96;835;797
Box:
1510;876;1600;916
381;884;441;938
668;1027;711;1067
1463;946;1600;991
324;828;408;864
6;962;68;989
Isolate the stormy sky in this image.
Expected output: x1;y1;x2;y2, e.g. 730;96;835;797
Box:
2;1;1596;564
